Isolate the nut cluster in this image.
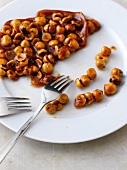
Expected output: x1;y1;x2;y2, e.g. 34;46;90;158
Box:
95;46;112;69
0;9;101;87
75;68;97;88
74;89;103;108
45;93;69;114
104;68;123;96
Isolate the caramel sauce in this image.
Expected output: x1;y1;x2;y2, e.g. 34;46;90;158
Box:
0;9;100;87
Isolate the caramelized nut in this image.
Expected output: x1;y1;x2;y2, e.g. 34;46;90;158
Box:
0;58;7;65
24;47;33;57
69;39;79;50
1;35;12;47
93;89;103;102
74;94;86;108
15;53;27;61
109;75;122;85
55;34;65;43
75;78;84;88
111;68;123;77
30;28;38;37
62;15;72;23
7;60;16;70
80;75;90;87
0;68;6;76
42;62;54;74
101;46;111;56
21;40;30;48
104;83;117;96
38;49;47;56
45;103;57;114
84;92;95;105
35;16;46;26
42;33;52;42
95;53;108;63
96;59;106;69
14;46;23;54
68;33;77;39
58;46;70;59
56;25;65;34
11;20;21;32
87;68;97;80
34;41;45;50
48;40;58;47
65;24;75;32
1;25;12;35
57;93;69;104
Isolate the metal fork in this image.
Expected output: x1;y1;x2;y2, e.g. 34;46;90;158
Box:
0;75;73;163
0;97;32;116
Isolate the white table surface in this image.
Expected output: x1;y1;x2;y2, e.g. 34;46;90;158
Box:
1;0;127;169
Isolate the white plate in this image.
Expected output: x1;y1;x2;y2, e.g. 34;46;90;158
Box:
0;0;127;143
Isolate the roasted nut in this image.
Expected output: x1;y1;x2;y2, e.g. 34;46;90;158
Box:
35;59;42;68
65;24;75;32
0;68;6;76
111;68;123;77
29;22;38;28
56;25;65;34
104;83;117;95
15;53;27;61
1;25;12;35
101;46;111;56
56;103;63;111
7;70;18;80
25;32;35;41
87;20;96;34
42;62;54;74
84;92;95;105
11;20;21;32
31;65;39;73
0;58;7;65
45;103;57;114
1;35;12;47
87;68;97;80
14;46;23;54
58;46;70;59
52;13;63;18
92;89;104;102
109;75;122;85
24;47;33;57
36;71;42;79
30;28;38;37
7;60;16;70
53;17;61;22
48;40;58;47
62;15;72;23
38;49;47;56
43;24;56;33
68;33;77;39
95;59;106;69
34;41;45;50
75;78;84;88
69;39;79;50
80;75;91;87
13;33;24;44
57;93;69;105
55;34;65;43
20;21;30;34
21;40;30;48
95;53;108;63
49;20;57;26
35;16;47;26
71;20;82;27
19;59;28;67
74;94;86;108
0;49;5;58
42;33;52;42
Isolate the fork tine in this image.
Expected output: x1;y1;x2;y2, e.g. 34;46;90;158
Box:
58;79;73;93
7;101;31;105
53;76;69;88
1;97;30;101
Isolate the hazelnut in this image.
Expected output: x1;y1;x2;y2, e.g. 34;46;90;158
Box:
1;35;12;47
104;83;117;96
87;68;97;80
42;33;52;42
35;16;47;26
74;94;86;108
101;46;111;56
92;89;104;102
111;68;123;77
42;62;54;74
109;75;122;85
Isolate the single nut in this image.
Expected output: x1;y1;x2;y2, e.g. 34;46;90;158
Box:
14;33;24;40
35;59;42;68
24;47;33;57
68;33;77;39
95;53;109;63
20;21;30;34
74;94;86;108
7;60;16;70
58;46;70;59
25;32;35;41
52;13;63;18
15;53;27;61
87;68;97;80
48;40;58;47
14;46;23;54
0;68;6;76
43;54;56;64
55;34;65;43
87;20;96;34
56;25;65;34
11;19;21;32
34;41;45;50
35;16;47;26
92;89;104;102
95;59;106;69
31;38;40;46
56;103;63;111
62;15;72;23
101;46;111;56
109;75;122;85
69;39;79;50
7;70;18;80
42;33;52;42
84;92;95;105
43;24;56;33
71;20;82;27
19;59;29;67
1;25;12;35
38;49;47;56
42;62;54;74
111;68;123;77
20;40;30;48
45;103;57;114
49;20;57;26
104;83;117;96
75;78;84;88
57;93;69;105
0;58;7;65
80;75;90;87
30;28;38;37
65;24;75;32
1;35;12;47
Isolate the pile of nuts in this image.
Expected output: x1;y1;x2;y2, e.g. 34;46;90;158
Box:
45;93;69;114
0;9;101;87
104;68;123;95
74;89;103;108
75;68;97;88
95;46;112;69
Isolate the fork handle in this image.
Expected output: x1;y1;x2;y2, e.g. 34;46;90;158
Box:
0;102;46;164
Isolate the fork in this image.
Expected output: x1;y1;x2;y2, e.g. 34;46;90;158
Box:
0;75;73;163
0;97;32;116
